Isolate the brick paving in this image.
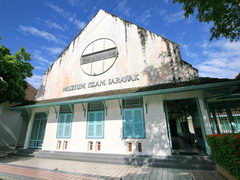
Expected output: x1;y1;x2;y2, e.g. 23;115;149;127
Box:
0;157;225;180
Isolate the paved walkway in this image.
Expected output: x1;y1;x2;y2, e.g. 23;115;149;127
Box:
0;156;225;180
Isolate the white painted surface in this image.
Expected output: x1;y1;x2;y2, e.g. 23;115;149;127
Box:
35;96;171;156
36;10;198;101
25;10;213;156
23;90;212;156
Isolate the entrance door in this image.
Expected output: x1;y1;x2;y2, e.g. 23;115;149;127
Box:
165;99;206;155
29;112;47;149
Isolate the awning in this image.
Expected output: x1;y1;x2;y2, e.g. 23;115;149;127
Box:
10;78;240;111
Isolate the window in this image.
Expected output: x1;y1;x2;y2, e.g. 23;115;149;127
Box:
56;140;61;150
96;141;101;151
127;142;132;152
123;98;145;138
56;105;73;138
63;141;68;150
87;102;104;138
88;141;93;151
137;142;142;152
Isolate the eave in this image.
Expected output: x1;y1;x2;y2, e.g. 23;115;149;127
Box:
10;80;240;111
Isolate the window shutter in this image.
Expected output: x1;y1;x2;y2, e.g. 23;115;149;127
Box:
87;112;95;137
134;108;144;138
123;108;145;138
64;114;72;137
95;111;104;138
123;109;134;138
57;114;65;137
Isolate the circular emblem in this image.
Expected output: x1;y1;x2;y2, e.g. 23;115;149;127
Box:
80;38;118;76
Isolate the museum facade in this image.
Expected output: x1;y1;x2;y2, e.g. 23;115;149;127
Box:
12;10;240;158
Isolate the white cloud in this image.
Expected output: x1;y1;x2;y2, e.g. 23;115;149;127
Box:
26;74;43;89
158;9;192;24
44;20;66;32
19;25;63;44
181;43;198;58
116;0;132;17
196;40;240;79
34;65;46;70
137;8;154;26
46;3;85;30
163;11;184;23
65;0;80;6
32;50;52;65
45;47;63;55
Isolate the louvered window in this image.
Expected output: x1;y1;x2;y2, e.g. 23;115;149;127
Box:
56;105;73;138
123;98;143;108
123;98;145;139
87;102;104;138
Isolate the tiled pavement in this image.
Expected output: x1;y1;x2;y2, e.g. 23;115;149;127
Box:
0;157;225;180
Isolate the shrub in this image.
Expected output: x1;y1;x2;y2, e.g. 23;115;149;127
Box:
206;134;240;179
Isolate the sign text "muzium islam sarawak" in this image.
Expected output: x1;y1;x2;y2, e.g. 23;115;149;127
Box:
63;74;139;92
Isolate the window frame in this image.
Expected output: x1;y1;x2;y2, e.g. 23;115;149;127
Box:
56;112;73;139
86;110;105;139
122;107;146;139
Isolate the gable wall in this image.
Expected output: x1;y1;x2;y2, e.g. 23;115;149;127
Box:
36;10;198;100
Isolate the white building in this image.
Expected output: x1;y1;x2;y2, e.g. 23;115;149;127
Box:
12;10;240;164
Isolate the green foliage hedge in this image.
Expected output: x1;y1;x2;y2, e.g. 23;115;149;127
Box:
207;134;240;179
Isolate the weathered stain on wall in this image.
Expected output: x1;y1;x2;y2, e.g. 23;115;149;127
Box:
36;10;198;101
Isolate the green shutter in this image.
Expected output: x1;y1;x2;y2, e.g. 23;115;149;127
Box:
29;112;47;148
95;111;104;138
57;114;65;137
57;113;72;138
123;109;134;138
134;108;144;138
87;111;104;138
64;114;72;137
123;108;145;138
87;112;95;138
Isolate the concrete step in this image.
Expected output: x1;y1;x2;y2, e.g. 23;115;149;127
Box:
26;150;216;170
14;148;38;157
0;147;16;157
0;152;8;158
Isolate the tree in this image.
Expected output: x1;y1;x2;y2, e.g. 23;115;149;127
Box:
173;0;240;41
0;42;34;103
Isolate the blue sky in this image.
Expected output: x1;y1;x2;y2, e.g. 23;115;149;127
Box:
1;0;239;88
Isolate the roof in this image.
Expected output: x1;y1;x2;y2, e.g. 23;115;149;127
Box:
24;83;37;102
11;77;240;110
235;73;240;80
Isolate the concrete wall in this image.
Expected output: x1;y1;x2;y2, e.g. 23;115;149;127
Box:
36;10;198;101
24;90;212;156
0;103;22;147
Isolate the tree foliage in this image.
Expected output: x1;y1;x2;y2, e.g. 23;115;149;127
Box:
0;43;34;103
173;0;240;41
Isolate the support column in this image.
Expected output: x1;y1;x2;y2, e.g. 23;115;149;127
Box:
159;96;171;156
23;111;34;149
211;109;221;134
225;103;235;133
198;95;211;155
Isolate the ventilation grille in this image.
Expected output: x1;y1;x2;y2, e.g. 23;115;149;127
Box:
60;105;73;113
88;102;104;111
123;98;143;108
